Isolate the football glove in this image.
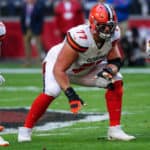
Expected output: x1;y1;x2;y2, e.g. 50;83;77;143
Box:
96;67;114;89
97;67;113;79
0;74;5;85
64;87;85;114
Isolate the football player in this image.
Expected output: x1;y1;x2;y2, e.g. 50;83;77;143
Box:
146;38;150;57
18;3;135;142
0;21;9;146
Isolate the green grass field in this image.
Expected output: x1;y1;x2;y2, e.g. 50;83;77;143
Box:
0;66;150;150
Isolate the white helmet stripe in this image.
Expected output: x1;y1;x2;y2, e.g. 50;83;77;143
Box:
104;3;113;21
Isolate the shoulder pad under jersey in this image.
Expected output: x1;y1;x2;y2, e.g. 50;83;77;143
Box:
111;25;121;42
66;25;89;52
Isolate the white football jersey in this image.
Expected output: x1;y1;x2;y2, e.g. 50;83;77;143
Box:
0;22;6;39
44;24;120;75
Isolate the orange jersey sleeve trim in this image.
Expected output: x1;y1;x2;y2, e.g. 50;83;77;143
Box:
67;32;88;52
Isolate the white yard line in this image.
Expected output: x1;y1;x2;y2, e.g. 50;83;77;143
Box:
0;86;101;92
0;68;150;74
0;68;42;74
0;86;42;92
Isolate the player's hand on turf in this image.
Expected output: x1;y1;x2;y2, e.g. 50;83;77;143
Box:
64;87;85;114
0;74;5;85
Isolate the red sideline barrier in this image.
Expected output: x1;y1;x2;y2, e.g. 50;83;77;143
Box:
1;18;62;59
1;21;25;58
128;17;150;28
1;17;150;59
41;18;62;52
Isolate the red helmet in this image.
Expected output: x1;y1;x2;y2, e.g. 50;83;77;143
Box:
89;3;117;39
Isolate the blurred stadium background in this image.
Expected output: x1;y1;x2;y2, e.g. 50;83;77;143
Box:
0;0;150;66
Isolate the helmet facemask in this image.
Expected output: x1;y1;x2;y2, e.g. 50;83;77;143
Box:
95;21;116;40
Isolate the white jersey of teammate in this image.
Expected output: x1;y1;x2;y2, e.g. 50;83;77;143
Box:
0;22;6;85
0;22;6;40
44;24;120;75
43;24;122;96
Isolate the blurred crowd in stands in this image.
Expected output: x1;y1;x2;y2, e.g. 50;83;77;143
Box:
0;0;150;17
0;0;150;67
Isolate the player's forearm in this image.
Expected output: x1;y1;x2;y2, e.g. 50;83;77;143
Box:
53;69;70;91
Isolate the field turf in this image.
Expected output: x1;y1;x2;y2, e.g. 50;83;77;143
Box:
0;65;150;150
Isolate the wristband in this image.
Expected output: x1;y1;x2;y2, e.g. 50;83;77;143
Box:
108;58;122;71
64;87;79;101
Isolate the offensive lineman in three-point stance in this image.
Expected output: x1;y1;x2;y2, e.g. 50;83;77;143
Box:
18;3;135;142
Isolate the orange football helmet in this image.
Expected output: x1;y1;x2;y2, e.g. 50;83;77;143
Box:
89;3;117;39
